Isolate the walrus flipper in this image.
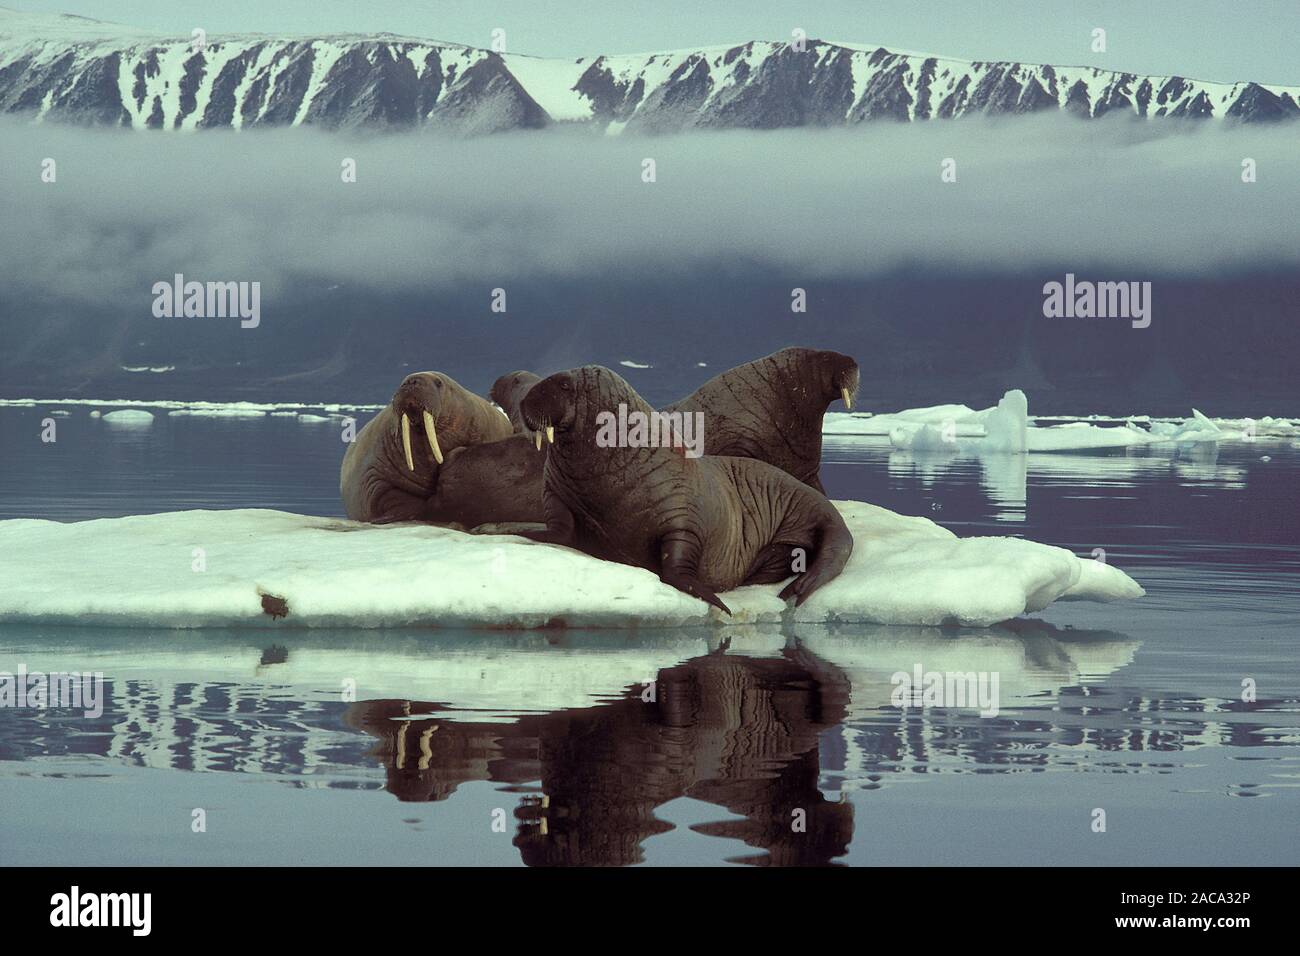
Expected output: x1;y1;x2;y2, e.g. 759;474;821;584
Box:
660;535;732;616
777;510;854;607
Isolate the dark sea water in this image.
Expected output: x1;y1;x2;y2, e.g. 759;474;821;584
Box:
0;404;1297;866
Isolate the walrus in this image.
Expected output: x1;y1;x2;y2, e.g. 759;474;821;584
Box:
515;366;854;613
443;348;858;528
424;433;546;528
662;347;860;493
340;371;514;522
489;370;541;431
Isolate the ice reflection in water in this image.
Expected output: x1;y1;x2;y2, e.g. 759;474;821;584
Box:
2;622;1295;866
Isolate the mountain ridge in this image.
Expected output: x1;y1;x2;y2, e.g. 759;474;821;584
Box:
2;8;1298;131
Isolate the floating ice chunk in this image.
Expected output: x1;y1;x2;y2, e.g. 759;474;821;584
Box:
101;409;154;426
0;502;1143;630
889;390;1027;453
825;404;981;436
1025;421;1154;451
976;389;1028;453
850;391;1274;453
619;360;652;369
1147;408;1229;443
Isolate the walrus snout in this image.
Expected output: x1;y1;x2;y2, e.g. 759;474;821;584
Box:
520;372;577;447
394;372;444;410
825;352;860;411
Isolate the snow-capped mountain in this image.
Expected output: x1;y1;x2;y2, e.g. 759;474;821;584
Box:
1;8;1297;131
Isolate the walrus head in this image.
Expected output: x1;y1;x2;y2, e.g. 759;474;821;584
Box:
817;350;861;412
489;370;541;431
383;371;513;475
387;372;454;472
520;366;645;451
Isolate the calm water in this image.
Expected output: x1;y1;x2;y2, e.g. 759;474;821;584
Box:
1;405;1298;866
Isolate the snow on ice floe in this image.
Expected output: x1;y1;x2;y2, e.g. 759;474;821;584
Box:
0;502;1142;630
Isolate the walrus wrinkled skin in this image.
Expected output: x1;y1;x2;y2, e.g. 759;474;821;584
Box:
341;371;514;522
490;370;541;431
516;366;854;613
662;347;860;493
424;433;546;528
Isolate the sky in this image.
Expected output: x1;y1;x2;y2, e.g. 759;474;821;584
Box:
6;1;1300;86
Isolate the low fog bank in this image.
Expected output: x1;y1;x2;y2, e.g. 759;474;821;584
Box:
1;115;1298;415
1;114;1298;304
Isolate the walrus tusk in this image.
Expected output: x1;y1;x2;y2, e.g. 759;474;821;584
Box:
401;413;415;471
545;425;554;444
841;387;853;411
422;409;443;464
534;431;543;451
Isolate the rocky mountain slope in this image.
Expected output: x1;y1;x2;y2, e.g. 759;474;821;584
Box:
2;8;1297;132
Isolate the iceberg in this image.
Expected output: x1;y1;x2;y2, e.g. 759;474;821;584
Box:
887;389;1027;453
0;502;1143;630
100;409;154;426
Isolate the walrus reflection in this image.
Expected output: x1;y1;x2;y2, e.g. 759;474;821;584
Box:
345;644;853;866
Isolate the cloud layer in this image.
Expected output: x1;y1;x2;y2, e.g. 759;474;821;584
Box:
2;115;1298;306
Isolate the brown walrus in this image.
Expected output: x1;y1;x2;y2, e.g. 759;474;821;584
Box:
424;432;545;528
514;366;854;613
661;347;860;493
340;371;513;522
438;348;860;528
489;370;541;431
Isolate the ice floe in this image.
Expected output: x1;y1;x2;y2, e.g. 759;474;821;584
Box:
0;502;1143;630
826;391;1294;453
100;409;155;426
